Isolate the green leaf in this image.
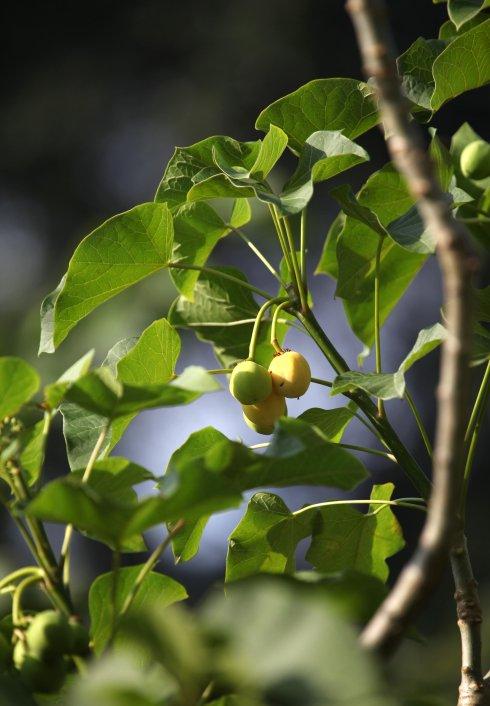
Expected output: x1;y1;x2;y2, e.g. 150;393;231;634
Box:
431;19;490;109
249;124;288;179
439;11;489;38
63;366;219;419
18;420;46;486
0;357;40;419
155;135;260;207
271;131;369;216
44;349;95;409
169;266;277;367
89;566;187;653
330;184;387;238
398;323;447;373
229;198;252;228
297;406;354;442
448;0;489;29
170;202;234;300
306;484;405;581
314;212;345;280
255;79;378;153
61;403;121;470
226;492;310;582
331;371;406;400
397;38;446;111
116;318;180;385
39;203;174;353
334;165;426;347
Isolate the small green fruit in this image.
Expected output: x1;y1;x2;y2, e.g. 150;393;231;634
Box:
68;618;90;655
242;391;287;435
268;351;311;398
229;360;272;405
460;140;490;180
25;611;72;659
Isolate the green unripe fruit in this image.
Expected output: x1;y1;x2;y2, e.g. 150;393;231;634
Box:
268;351;311;398
68;618;90;656
242;391;287;435
229;360;272;405
460;140;490;180
25;611;72;659
15;644;66;694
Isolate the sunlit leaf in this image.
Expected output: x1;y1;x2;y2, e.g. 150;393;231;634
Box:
39;203;174;352
255;79;379;153
331;371;406;400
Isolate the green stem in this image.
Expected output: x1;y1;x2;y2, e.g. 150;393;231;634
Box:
293;498;426;517
12;574;45;626
248;297;287;361
168;263;273;300
207;368;233;375
0;567;44;593
271;301;291;353
374;235;385;418
268;204;295;287
297;308;431;498
464;361;490;445
310;376;333;388
60;425;109;588
283;216;307;312
119;520;185;619
300;208;307;285
461;362;490;512
250;440;395;462
228;225;285;286
405;388;432;458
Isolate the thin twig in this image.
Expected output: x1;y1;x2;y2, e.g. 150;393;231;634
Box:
347;0;475;658
227;224;285;285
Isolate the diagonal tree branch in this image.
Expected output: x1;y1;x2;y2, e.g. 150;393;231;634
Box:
346;0;477;666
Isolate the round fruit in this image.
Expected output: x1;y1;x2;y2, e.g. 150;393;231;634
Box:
268;351;311;398
25;611;72;659
68;618;90;656
460;140;490;180
242;391;287;435
21;656;65;693
229;360;272;405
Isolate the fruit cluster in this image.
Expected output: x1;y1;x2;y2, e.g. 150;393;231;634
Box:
12;611;89;693
460;139;490;181
229;351;311;435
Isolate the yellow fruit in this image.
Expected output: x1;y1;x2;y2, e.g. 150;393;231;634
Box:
229;360;272;405
268;351;311;398
242;391;287;435
460;140;490;180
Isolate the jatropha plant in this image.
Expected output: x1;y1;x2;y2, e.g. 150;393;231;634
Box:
0;1;489;704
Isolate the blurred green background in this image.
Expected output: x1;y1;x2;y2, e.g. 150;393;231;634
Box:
1;1;489;701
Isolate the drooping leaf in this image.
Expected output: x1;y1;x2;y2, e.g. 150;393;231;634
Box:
270;131;369;215
334;165;426;347
398;323;447;373
155;135;260;207
18;419;46;486
255;79;379;153
0;357;40;419
397;38;447;112
431;20;490;109
169;266;278;367
331;371;406;400
306;484;405;581
314;211;345;280
89;566;187;653
439;11;489;38
229;198;252;228
448;0;489;30
39;203;174;353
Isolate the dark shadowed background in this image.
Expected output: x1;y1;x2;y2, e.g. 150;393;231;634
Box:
1;1;489;700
